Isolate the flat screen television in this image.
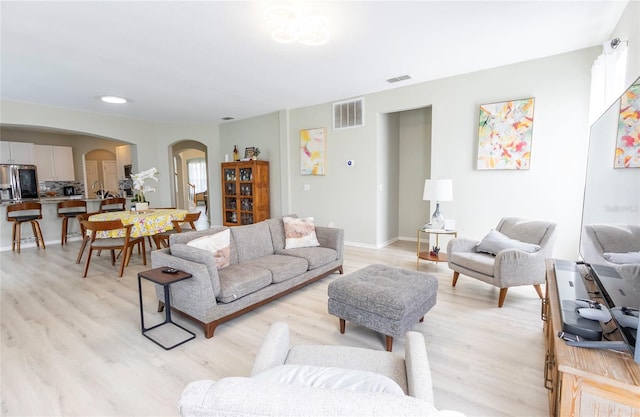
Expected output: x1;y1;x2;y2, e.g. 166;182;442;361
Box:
579;75;640;361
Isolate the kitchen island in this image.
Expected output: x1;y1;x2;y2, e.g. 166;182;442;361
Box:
0;197;132;252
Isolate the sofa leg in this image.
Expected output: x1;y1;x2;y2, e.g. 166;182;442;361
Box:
157;301;164;313
339;318;345;334
533;284;543;299
204;322;219;339
452;271;460;287
338;266;344;274
498;288;508;307
385;335;393;352
419;316;424;322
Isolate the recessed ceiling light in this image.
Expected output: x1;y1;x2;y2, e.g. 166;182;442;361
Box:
100;95;128;104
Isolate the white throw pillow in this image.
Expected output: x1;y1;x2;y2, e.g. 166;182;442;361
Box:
603;251;640;264
252;364;404;396
187;229;231;269
283;216;320;249
476;229;541;255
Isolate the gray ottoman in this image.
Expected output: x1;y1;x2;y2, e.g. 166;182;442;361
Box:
328;264;438;351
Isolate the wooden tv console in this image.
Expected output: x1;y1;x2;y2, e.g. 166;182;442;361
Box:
543;259;640;416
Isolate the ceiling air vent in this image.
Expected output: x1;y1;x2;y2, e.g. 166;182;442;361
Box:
333;97;364;130
386;74;412;83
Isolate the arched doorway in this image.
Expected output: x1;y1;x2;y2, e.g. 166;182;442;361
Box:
170;140;209;223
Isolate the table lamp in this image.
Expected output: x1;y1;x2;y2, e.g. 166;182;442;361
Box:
422;179;453;229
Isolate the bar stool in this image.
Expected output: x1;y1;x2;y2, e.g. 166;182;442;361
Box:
99;197;126;213
6;202;46;253
57;200;88;246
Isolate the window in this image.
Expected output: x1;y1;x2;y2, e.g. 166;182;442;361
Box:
187;158;207;193
590;40;628;124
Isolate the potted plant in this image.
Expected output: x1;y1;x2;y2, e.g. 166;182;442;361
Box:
253;147;261;160
130;167;159;211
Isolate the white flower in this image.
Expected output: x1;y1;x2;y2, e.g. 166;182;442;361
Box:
130;167;159;202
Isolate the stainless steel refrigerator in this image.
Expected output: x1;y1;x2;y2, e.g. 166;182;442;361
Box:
0;164;40;202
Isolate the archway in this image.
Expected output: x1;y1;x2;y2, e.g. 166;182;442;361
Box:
169;140;209;222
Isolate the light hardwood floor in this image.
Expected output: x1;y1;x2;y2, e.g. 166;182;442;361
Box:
1;240;548;417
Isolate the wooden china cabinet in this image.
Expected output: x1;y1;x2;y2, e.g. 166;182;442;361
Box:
220;160;269;226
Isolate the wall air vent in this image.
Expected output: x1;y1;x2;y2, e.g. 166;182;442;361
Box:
333;97;364;130
386;74;412;83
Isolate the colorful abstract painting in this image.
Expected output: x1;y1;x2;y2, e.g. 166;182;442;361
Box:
614;82;640;168
477;98;535;170
300;127;326;175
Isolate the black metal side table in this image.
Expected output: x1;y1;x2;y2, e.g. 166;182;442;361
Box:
137;267;195;350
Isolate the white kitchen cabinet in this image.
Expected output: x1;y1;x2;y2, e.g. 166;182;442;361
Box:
0;141;35;164
34;145;75;181
115;145;132;179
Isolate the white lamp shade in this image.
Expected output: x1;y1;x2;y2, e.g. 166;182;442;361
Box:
423;179;453;201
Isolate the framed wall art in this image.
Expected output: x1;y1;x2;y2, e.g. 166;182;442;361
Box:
614;81;640;168
300;127;327;175
477;97;535;170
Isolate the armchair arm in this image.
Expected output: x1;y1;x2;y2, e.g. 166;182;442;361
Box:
494;249;546;287
250;321;291;376
404;331;434;403
447;237;478;255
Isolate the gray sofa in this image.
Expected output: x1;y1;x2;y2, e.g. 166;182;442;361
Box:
151;216;344;338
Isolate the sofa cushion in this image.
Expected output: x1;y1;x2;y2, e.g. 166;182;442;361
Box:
252;364;404;396
476;229;540;255
283;216;320;249
244;255;309;283
186;229;231;269
170;244;221;297
230;222;275;262
276;247;338;270
603;251;640;264
217;264;272;303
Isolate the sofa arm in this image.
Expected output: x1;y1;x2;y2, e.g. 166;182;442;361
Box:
179;378;445;417
404;331;434;403
316;226;344;260
151;249;219;320
250;321;290;376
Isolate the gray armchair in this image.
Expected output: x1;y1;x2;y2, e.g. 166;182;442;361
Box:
580;224;640;286
447;217;557;307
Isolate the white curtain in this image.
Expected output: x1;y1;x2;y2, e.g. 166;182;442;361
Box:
589;40;628;124
187;159;207;193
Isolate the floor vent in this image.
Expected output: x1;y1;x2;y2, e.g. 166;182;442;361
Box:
333;97;364;130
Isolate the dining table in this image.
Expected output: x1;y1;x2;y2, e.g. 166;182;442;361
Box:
88;208;188;238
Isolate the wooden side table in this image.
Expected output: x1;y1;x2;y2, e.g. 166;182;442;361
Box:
137;267;195;350
416;228;457;269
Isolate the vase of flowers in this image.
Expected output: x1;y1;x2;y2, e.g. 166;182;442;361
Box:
130;167;159;211
252;147;261;160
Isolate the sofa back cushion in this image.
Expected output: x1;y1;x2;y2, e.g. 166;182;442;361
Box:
265;214;297;251
230;221;275;262
497;217;555;247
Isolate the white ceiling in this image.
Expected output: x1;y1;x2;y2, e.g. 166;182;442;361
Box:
0;1;628;125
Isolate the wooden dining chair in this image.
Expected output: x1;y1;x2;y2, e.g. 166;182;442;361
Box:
6;202;45;253
75;212;99;264
99;197;127;213
153;211;201;249
80;219;146;278
57;200;87;246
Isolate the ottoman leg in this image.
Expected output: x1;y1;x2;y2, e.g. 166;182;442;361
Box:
339;318;345;334
386;335;393;352
420;316;424;322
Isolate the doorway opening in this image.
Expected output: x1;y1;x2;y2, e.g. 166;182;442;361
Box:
170;140;210;224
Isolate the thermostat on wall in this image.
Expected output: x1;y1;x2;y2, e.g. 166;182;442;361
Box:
347;160;355;167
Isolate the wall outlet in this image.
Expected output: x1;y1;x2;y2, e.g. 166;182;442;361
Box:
347;160;355;167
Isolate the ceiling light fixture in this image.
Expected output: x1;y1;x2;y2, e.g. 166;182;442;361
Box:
265;5;329;46
100;95;128;104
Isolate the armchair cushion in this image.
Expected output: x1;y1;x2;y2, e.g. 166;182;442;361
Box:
603;251;640;264
476;229;541;255
252;364;405;395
